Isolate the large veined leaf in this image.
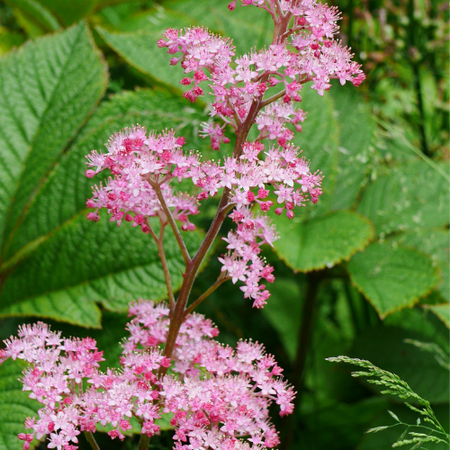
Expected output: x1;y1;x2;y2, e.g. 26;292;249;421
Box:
347;241;440;317
0;24;206;327
329;81;375;211
0;88;206;327
272;210;374;272
356;160;449;235
0;360;39;450
391;228;449;302
291;87;339;220
0;22;107;256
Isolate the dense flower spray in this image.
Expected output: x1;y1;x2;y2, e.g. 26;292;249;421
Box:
0;300;295;450
3;1;364;449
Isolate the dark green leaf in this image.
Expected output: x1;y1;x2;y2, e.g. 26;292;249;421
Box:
391;228;449;302
261;278;303;360
4;0;61;33
0;22;107;260
347;241;440;317
36;0;96;26
272;210;374;272
0;87;205;327
329;81;375;210
357;161;449;235
0;360;39;450
425;304;450;329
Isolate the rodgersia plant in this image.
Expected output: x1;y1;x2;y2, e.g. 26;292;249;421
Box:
0;1;364;449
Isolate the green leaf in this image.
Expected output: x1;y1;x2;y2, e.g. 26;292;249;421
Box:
329;81;375;210
0;360;39;450
352;326;450;404
0;22;107;258
164;0;270;55
272;210;374;272
291;87;339;219
0;29;25;55
0;88;205;327
0;23;108;326
4;0;61;33
347;241;440;318
35;0;96;26
391;228;449;302
357;161;449;235
96;11;196;91
425;304;450;329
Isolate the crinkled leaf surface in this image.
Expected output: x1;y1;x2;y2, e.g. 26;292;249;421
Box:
329;81;375;210
347;241;440;317
0;360;39;450
391;228;449;301
0;22;107;256
272;210;374;272
291;87;339;220
0;24;205;328
357;161;449;235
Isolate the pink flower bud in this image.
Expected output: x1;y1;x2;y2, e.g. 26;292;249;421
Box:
86;212;100;222
85;169;96;178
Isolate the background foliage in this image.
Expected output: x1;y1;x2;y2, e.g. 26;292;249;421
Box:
0;0;448;449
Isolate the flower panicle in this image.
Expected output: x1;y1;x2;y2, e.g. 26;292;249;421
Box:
4;300;294;450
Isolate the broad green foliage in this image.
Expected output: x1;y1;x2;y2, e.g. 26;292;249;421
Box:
0;360;39;450
391;228;449;302
3;0;61;35
357;160;449;235
273;210;374;272
0;25;204;328
328;82;375;211
291;87;339;219
0;2;448;450
426;304;450;329
347;241;440;317
0;22;106;249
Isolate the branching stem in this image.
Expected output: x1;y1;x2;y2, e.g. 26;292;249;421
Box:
152;182;191;265
83;432;101;450
184;274;231;317
146;218;176;311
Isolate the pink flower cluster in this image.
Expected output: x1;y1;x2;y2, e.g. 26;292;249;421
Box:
158;0;365;149
85;127;200;232
1;300;294;450
86;129;321;306
127;300;295;449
